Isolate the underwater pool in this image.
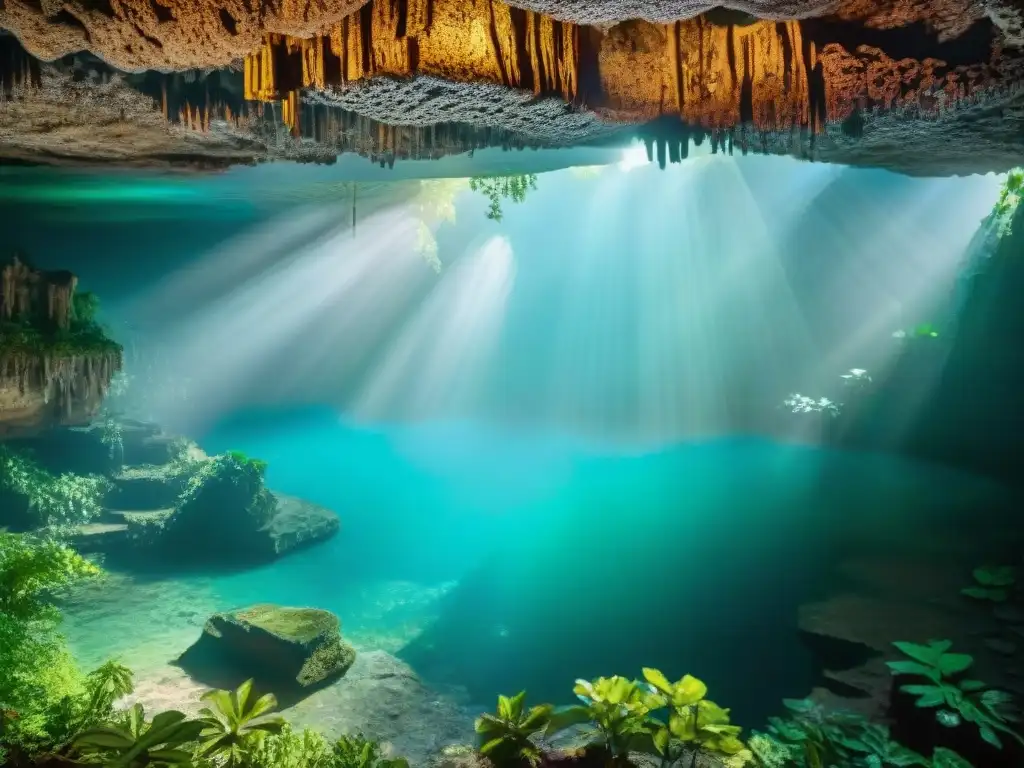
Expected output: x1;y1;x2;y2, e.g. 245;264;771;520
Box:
57;408;1016;753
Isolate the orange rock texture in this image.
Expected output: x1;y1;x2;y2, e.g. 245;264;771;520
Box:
235;0;1015;135
0;0;368;70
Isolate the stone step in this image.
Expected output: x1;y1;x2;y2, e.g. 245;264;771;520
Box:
71;522;129;553
106;466;184;511
101;508;174;525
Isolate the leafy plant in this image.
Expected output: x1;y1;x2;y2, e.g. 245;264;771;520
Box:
546;676;664;759
0;446;110;530
73;702;203;767
245;724;333;768
961;566;1016;602
332;733;409;768
475;691;553;765
196;679;285;766
930;747;973;768
468;175;537;222
641;668;747;766
886;640;1024;749
766;698;864;767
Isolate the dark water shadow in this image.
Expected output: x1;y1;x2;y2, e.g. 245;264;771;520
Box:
397;439;1018;727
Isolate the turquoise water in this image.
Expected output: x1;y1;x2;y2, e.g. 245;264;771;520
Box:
61;406;1015;728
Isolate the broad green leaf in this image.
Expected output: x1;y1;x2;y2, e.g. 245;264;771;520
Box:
978;724;1003;749
509;691;527;722
642;668;673;695
497;694;512;720
521;705;553;731
652;726;670;756
893;641;944;666
932;748;973;768
673;675;708;706
479;737;504;755
961;587;1008;602
887;660;937;678
938;653;974;676
545;705;592;736
908;688;945;708
974;566;1016;587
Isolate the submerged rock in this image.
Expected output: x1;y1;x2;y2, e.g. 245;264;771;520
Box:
177;604;356;704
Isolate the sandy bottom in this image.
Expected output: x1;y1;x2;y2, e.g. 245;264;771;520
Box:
58;570;480;764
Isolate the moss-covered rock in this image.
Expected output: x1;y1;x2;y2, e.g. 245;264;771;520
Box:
176;604;356;703
158;451;277;561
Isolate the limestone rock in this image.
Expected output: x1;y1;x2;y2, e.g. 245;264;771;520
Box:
0;256;121;438
0;0;368;71
177;604;356;702
266;493;342;557
156;454;340;564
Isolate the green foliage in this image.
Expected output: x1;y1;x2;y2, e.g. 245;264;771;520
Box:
0;445;110;529
0;532;103;756
468;175;538;222
196;678;285;766
0;530;100;623
930;748;973;768
763;699;929;768
961;566;1016;602
887;640;1024;749
546;676;665;759
245;726;406;768
332;733;409;768
642;668;746;764
475;691;553;766
73;291;101;325
73;702;204;767
993;169;1022;235
225;450;269;477
245;724;335;768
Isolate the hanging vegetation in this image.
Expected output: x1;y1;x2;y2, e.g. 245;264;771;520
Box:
0;254;122;428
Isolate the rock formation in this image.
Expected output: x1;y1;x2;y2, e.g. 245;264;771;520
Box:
0;419;342;563
0;256;121;437
2;0;1023;174
177;604;357;704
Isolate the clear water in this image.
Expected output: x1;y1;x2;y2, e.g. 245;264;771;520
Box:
5;156;1013;760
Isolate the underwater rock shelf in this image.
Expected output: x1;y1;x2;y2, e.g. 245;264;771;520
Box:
0;418;341;565
0;256;121;437
177;605;357;705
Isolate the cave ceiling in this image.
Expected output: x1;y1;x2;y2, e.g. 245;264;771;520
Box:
0;0;1021;176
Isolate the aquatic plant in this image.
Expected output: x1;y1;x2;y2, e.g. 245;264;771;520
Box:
332;734;409;768
546;675;665;760
764;699;864;767
993;169;1023;236
225;450;269;478
641;668;747;766
0;532;103;759
196;679;285;766
468;175;537;222
961;566;1016;602
244;724;335;768
886;640;1024;749
73;702;204;767
475;691;553;766
0;446;110;530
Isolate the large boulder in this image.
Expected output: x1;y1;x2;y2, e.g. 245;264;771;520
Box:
156;453;339;564
176;604;356;705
